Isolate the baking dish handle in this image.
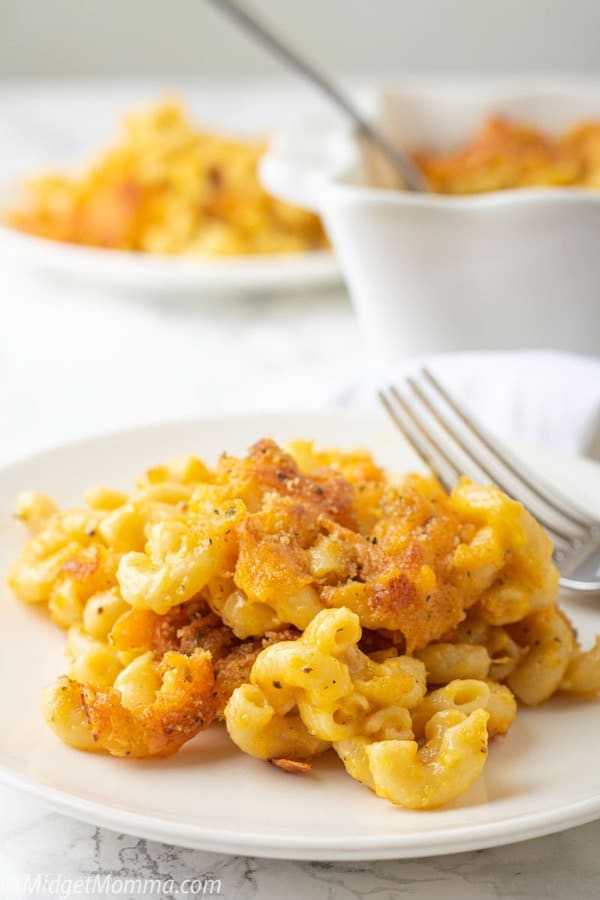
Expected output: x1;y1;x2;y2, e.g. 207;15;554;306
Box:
259;125;358;213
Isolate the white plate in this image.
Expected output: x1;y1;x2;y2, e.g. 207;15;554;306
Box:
0;414;598;860
0;202;339;296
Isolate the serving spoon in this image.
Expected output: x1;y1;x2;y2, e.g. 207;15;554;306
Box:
205;0;427;192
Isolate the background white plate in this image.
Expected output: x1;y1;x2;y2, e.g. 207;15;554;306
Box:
0;197;340;297
0;414;598;860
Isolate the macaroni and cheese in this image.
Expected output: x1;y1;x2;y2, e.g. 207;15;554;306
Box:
5;100;328;256
414;116;600;194
7;437;599;810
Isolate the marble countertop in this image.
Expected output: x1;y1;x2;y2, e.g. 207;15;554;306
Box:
1;82;599;899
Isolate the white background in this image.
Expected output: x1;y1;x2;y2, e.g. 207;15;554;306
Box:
2;0;600;77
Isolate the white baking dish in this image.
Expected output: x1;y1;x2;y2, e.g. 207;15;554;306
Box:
261;81;600;361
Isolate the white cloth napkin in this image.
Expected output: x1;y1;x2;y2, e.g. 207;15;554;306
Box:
336;350;600;460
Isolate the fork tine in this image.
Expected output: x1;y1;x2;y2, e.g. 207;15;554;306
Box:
383;383;575;551
379;389;456;492
422;367;598;531
404;375;582;547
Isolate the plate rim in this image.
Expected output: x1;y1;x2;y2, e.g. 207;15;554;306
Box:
1;765;599;860
1;412;598;860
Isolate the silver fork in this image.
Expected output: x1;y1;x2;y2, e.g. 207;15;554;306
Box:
379;368;600;592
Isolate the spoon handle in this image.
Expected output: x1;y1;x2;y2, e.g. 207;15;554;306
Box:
206;0;426;191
